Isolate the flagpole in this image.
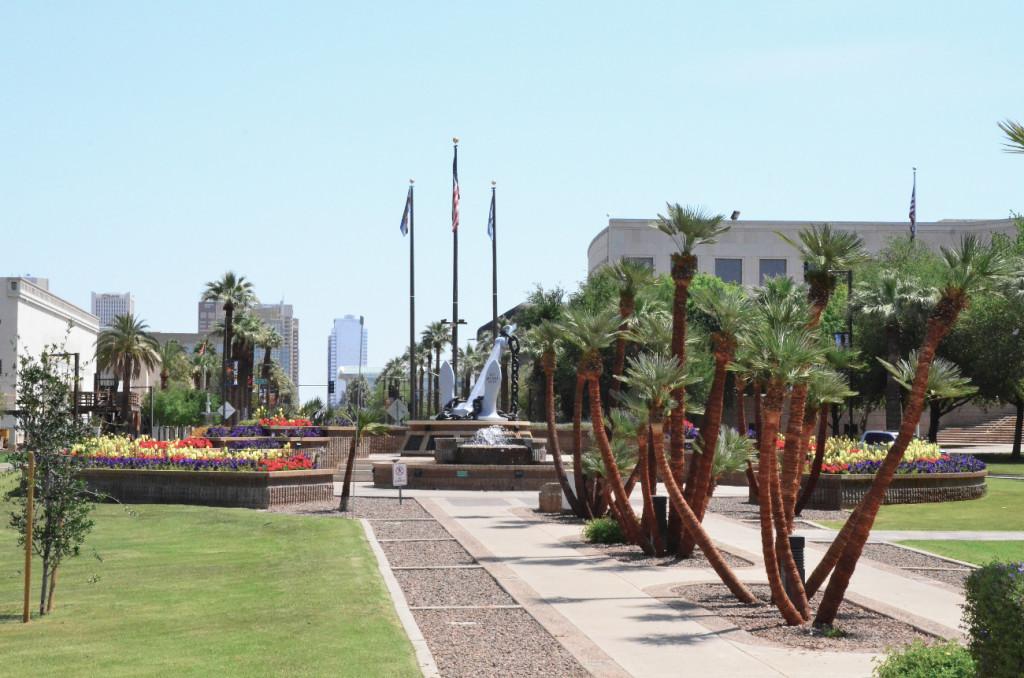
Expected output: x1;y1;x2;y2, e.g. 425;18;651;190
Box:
408;180;416;421
451;138;460;390
910;166;917;242
491;181;498;347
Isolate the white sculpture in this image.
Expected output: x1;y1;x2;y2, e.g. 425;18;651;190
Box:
437;324;517;421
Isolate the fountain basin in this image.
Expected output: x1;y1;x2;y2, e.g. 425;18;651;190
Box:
433;438;547;465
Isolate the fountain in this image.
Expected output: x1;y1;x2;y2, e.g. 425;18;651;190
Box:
434;425;546;465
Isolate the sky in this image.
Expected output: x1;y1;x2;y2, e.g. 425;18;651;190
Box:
3;2;1023;404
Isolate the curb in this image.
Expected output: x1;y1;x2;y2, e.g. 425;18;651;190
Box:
360;519;441;678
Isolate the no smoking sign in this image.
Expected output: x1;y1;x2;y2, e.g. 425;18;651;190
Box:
392;462;408;487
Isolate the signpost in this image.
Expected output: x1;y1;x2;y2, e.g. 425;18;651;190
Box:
386;399;408;424
218;401;236;420
253;378;268;385
392;460;408;505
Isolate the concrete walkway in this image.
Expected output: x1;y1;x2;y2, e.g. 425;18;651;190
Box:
350;481;972;678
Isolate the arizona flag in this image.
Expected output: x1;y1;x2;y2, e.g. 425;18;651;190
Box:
400;186;412;236
909;172;917;239
452;146;460;232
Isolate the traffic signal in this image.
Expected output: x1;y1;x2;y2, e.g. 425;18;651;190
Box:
328;380;335;394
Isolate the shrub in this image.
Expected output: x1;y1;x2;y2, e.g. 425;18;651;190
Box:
582;515;625;544
872;638;974;678
963;561;1024;677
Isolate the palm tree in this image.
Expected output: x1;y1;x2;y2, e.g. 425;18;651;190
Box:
96;314;160;432
794;366;856;515
338;408;390;511
212;313;265;419
776;224;868;532
605;259;656;399
681;284;753;554
189;348;219;391
815;235;1010;625
849;273;936;429
743;300;826;625
880;352;977;443
559;307;648;550
651;203;728;548
529;320;583;517
998;119;1024;153
156;340;184;390
202;272;258;421
619;352;757;603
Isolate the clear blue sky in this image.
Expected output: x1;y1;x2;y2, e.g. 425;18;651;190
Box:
3;2;1022;404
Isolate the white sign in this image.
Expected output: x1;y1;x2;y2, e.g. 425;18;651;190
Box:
218;401;236;419
387;399;409;422
392;462;408;487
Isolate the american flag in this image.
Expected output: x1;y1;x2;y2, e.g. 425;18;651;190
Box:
487;189;495;241
400;185;412;236
452;146;460;232
909;172;917;239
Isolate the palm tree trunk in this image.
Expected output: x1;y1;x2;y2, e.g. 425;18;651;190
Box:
815;309;958;625
758;403;808;625
752;381;763;443
339;432;359;511
736;376;748;434
927;401;941;443
635;422;663;555
795;411;830;515
1013;396;1023;461
120;359;133;434
667;262;694;551
647;428;658;495
884;324;903;430
780;383;808;534
544;362;583;516
651;420;757;603
587;376;651;553
572;372;593;519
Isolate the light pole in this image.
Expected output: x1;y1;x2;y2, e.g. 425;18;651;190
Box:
357;315;364;411
830;269;854;435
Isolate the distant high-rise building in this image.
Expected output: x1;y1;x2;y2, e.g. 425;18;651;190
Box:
197;300;300;388
327;315;367;406
91;291;135;327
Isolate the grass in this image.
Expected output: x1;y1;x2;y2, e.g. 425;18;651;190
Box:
897;540;1024;566
0;483;419;677
818;478;1024;531
974;454;1024;477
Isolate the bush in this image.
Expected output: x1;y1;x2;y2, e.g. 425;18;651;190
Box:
963;561;1024;677
581;515;625;544
872;638;974;678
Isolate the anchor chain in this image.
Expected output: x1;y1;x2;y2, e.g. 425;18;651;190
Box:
504;327;520;420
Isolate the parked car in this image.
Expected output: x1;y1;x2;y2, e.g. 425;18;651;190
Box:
861;430;898;446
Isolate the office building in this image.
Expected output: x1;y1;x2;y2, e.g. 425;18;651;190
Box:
197;301;299;387
91;291;135;327
327;315;367;406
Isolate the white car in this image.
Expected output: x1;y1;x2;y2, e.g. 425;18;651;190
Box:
860;430;898;446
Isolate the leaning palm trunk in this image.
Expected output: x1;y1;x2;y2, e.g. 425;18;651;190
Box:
587;376;651;553
666;254;695;550
651;420;757;603
339;432;360;511
572;371;594;519
758;401;809;625
795;411;828;515
543;357;583;516
680;345;732;557
635;422;664;555
780;383;808;533
815;307;958;625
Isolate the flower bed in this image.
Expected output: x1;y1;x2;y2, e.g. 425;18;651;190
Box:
73;435;316;472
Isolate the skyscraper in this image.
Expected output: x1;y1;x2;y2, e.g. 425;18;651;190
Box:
197;300;300;388
91;291;135;327
327;315;367;406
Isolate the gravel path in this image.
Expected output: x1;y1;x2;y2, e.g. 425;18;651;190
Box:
860;543;974;588
273;497;591;677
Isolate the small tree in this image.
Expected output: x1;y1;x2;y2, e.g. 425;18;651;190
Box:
6;347;95;616
338;408;388;512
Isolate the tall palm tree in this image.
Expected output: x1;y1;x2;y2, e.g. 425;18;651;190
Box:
212;313;265;419
744;299;826;625
96;314;160;431
849;272;936;429
776;224;868;532
529;321;583;517
619;352;757;602
559;307;648;550
202;272;257;420
189;349;219;391
679;284;753;556
651;203;728;549
156;340;184;390
605;258;656;399
815;235;1010;625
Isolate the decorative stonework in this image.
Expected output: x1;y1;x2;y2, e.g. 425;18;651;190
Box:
754;470;989;510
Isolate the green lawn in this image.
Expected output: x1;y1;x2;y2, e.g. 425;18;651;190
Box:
974;454;1024;476
0;495;419;677
897;540;1024;566
819;478;1024;531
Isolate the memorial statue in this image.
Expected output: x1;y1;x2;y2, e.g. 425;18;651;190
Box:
436;324;519;421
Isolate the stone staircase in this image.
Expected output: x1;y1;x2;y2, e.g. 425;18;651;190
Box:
332;458;375;483
936;415;1020;445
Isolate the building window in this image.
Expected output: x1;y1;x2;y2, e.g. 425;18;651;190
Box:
759;259;787;284
715;258;742;284
623;256;654;269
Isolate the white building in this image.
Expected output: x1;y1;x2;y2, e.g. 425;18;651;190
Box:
1;278;100;446
91;291;135;327
327;315;367;406
588;217;1017;283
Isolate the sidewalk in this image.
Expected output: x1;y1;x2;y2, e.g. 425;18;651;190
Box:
351;482;968;678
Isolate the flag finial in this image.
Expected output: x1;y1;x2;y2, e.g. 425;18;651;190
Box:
453;137;459;144
492;180;496;186
410;179;414;184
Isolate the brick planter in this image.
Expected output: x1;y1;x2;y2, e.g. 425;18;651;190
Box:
751;469;989;510
84;469;335;509
372;459;556;491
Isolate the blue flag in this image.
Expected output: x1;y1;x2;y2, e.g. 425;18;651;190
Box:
487;190;495;241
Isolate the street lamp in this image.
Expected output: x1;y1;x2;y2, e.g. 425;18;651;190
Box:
830;269;855;436
357;315;364;411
